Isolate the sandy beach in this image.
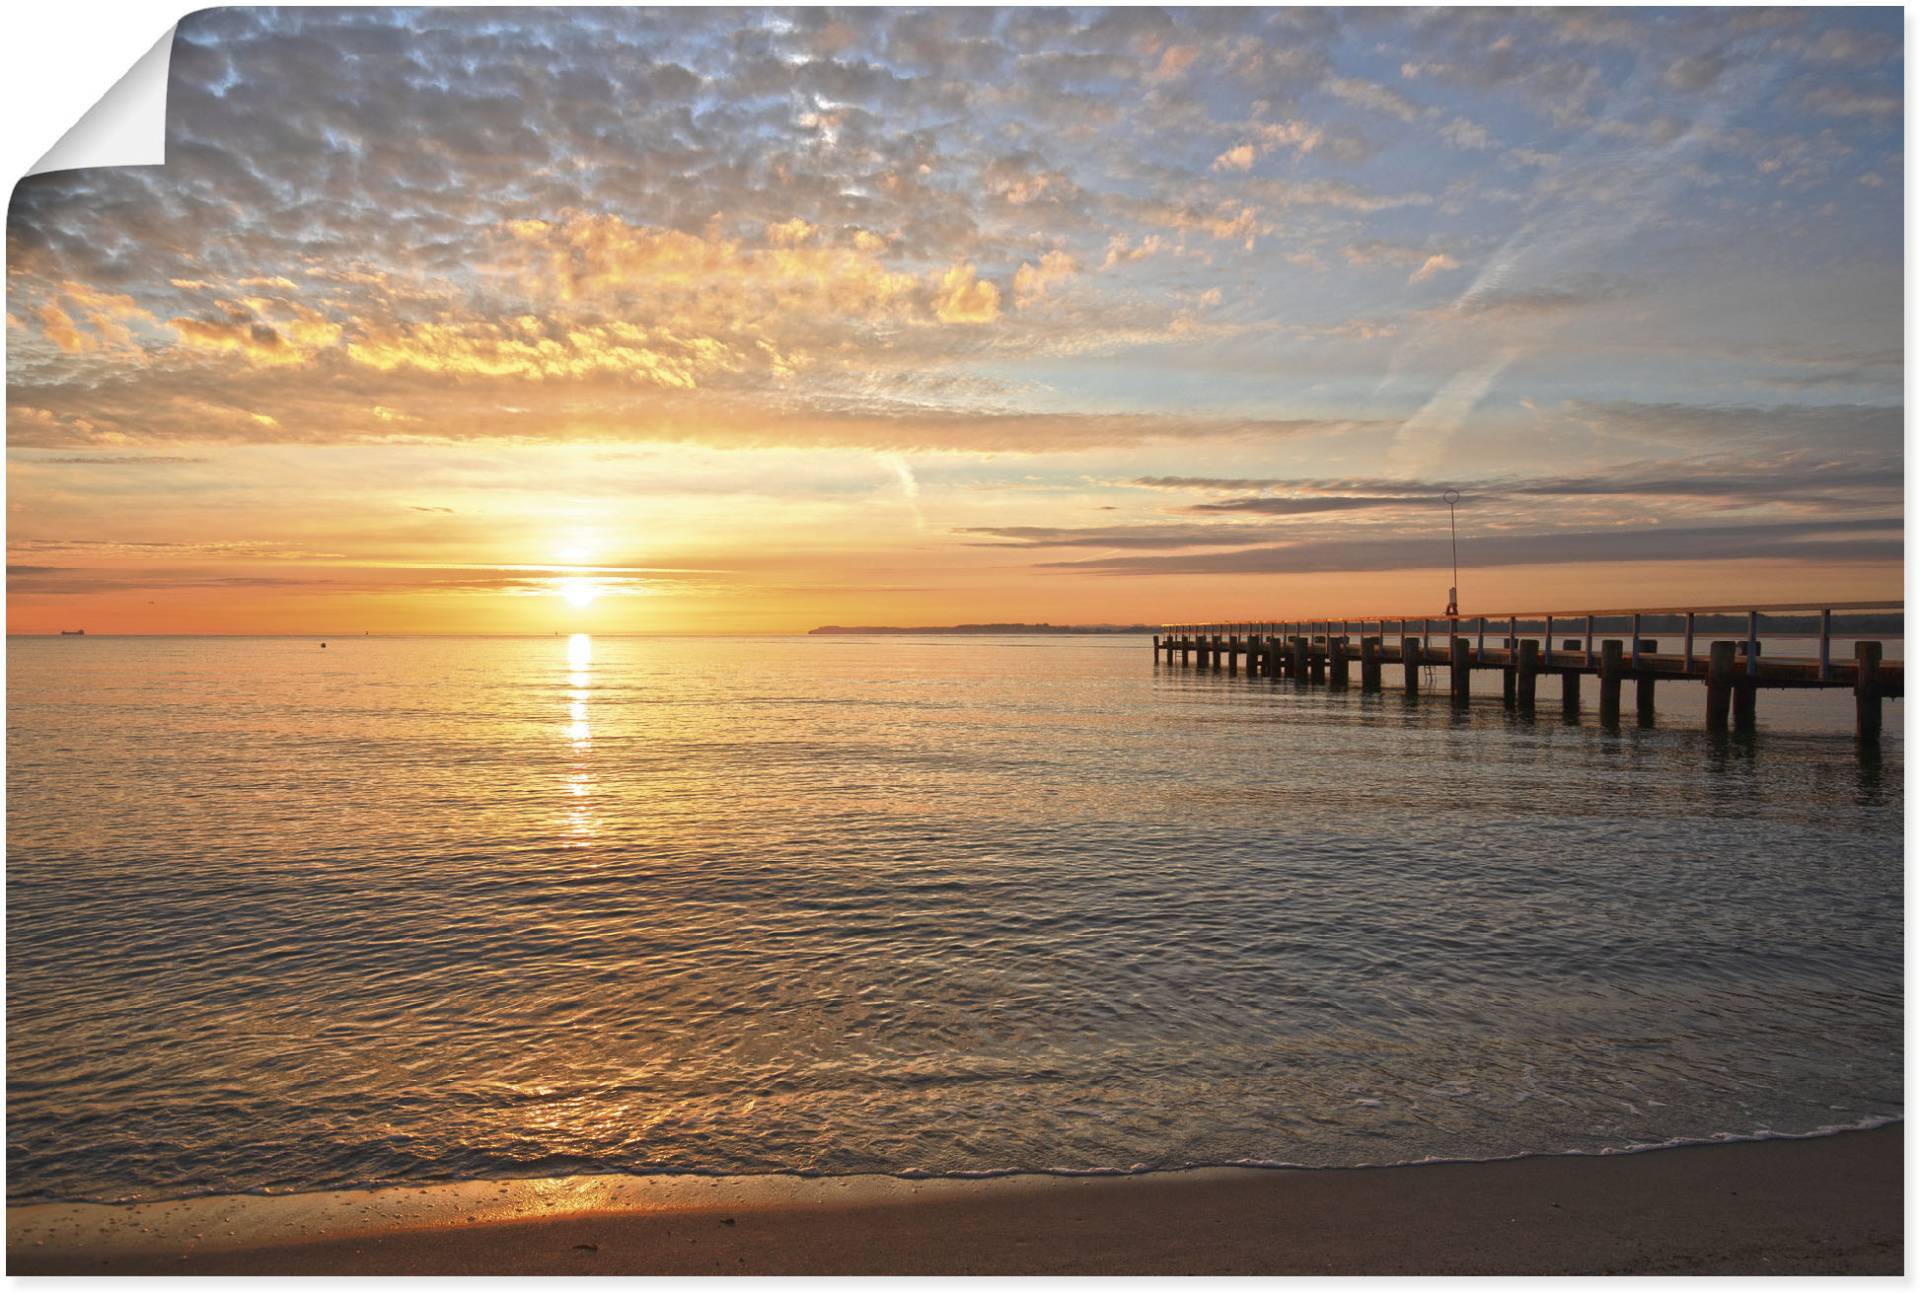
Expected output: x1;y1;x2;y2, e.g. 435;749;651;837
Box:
8;1125;1901;1276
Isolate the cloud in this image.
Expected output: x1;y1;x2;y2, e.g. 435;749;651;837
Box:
1037;519;1902;577
2;5;1901;487
23;454;208;466
1803;86;1901;118
1325;76;1424;123
959;524;1289;550
27;282;158;354
346;318;739;387
1211;143;1256;172
1012;250;1078;308
1440;117;1497;150
1342;242;1461;283
931;263;1002;324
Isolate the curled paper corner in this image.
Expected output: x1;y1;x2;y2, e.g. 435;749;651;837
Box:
27;25;177;177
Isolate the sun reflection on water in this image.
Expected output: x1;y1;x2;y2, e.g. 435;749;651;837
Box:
562;634;596;845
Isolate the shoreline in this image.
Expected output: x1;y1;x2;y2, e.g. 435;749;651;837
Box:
9;1123;1902;1275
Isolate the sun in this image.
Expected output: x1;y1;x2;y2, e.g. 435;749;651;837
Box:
557;576;600;608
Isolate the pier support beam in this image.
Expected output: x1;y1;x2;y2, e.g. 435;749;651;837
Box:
1733;679;1757;729
1636;676;1656;725
1360;636;1381;691
1290;636;1308;681
1707;641;1735;731
1856;640;1883;743
1449;636;1471;705
1402;637;1421;696
1328;636;1349;690
1560;640;1582;717
1516;640;1539;710
1599;639;1623;725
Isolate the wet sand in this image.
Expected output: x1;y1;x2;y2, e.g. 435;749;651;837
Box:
9;1125;1901;1276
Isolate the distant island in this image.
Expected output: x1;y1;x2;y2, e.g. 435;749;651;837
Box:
809;623;1156;635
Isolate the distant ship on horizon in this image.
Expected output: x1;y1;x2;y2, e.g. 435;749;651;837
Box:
58;629;85;636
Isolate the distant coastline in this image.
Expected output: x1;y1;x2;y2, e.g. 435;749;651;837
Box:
809;623;1155;636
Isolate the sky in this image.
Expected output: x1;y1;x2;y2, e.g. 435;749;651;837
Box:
5;5;1905;634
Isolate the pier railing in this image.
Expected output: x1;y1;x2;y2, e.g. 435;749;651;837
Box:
1155;600;1903;739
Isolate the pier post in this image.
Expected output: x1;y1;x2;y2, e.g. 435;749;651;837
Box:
1733;678;1756;729
1328;636;1349;690
1516;639;1539;709
1450;636;1471;705
1502;665;1516;707
1210;634;1224;670
1290;635;1308;681
1599;639;1623;725
1855;640;1883;743
1226;635;1240;676
1635;639;1658;723
1706;642;1735;731
1360;636;1381;691
1309;638;1326;683
1560;640;1582;717
1402;637;1421;696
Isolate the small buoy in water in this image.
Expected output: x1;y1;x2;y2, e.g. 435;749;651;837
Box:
321;642;327;649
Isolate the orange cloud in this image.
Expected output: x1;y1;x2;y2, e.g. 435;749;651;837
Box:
169;300;342;367
347;318;739;386
931;263;1001;324
31;281;158;353
502;212;920;323
1013;250;1079;308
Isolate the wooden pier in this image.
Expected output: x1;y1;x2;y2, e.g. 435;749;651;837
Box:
1153;602;1903;742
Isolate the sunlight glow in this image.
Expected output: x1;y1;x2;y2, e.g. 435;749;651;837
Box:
558;576;600;608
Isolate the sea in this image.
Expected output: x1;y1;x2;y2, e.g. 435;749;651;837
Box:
5;633;1904;1203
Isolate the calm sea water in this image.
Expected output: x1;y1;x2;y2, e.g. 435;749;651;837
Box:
6;634;1904;1203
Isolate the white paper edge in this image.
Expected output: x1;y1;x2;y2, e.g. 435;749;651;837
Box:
27;24;176;177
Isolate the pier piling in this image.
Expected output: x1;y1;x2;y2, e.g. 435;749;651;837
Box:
1856;640;1883;743
1329;636;1350;690
1599;639;1623;725
1516;639;1539;709
1707;641;1735;730
1402;637;1421;696
1360;636;1381;691
1450;636;1471;704
1560;639;1582;716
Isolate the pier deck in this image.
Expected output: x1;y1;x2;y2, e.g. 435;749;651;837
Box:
1154;602;1903;741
